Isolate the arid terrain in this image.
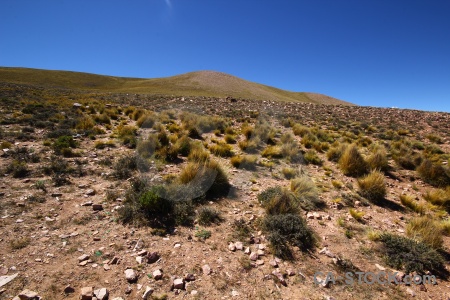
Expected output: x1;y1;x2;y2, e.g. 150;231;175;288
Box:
0;71;450;300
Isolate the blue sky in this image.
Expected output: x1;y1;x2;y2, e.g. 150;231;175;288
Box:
1;0;450;112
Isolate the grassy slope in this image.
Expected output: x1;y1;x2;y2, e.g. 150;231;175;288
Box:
0;67;353;105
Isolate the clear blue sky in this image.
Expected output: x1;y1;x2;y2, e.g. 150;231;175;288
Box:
1;1;450;112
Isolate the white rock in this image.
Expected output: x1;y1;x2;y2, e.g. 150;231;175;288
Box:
125;269;138;282
142;286;154;299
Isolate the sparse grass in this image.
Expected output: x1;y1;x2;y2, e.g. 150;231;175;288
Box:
339;144;368;177
422;187;450;210
417;159;450;187
238;138;260;153
10;237;30;250
406;216;443;249
290;176;325;210
367;149;389;172
262;188;299;215
94;140;116;149
281;167;297;179
6;160;29;178
209;142;234;157
357;170;386;203
400;194;426;214
331;180;343;189
224;134;237;144
349;208;365;222
303;149;322;165
327;143;347;162
195;228;211;240
261;145;283;158
230;155;257;170
232;218;251;241
187;144;210;162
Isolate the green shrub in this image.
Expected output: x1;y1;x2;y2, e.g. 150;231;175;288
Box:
197;206;222;226
406;216;443;249
357;171;386;203
339;144;368;177
378;233;444;274
113;154;150;179
52;135;77;155
173;200;195;226
258;186;283;206
263;214;315;260
6;160;29;178
290;176;324;210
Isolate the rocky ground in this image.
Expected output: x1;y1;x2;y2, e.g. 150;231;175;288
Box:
0;83;450;299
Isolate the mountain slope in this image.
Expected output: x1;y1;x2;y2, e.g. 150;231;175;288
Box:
0;67;352;105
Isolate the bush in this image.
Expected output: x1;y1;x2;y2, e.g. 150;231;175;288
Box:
230;155;257;170
349;208;364;222
187;144;210;162
6;160;29;178
378;233;444;274
292;124;310;137
263;214;315;260
175;135;192;156
238;138;260;153
290;176;324;210
406;216;443;249
281;167;297;179
339;144;368;177
113;154;150;179
173;200;195;226
357;171;386;203
224;134;237;144
327;143;347;162
197;206;222;226
52;135;77;156
258;186;283;206
417;159;450;187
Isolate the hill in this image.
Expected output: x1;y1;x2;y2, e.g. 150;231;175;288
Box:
0;67;352;105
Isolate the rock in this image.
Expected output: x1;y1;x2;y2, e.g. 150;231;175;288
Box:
80;287;93;300
81;201;93;206
146;252;159;263
93;288;109;300
142;286;154;299
406;287;416;297
244;247;250;254
103;264;110;271
173;278;185;290
272;271;287;286
419;284;427;292
184;274;196;282
249;252;258;261
234;241;243;250
375;264;386;271
313;212;322;220
78;254;89;262
257;249;265;256
73;103;82;108
306;212;314;219
256;260;264;265
85;189;96;196
109;256;119;265
269;260;278;267
17;289;39;299
202;264;211;275
111;298;124;300
287;269;296;276
63;285;75;294
92;204;103;211
136;256;144;264
228;243;236;252
231;290;239;297
153;269;163;280
125;269;138;283
51;193;62;197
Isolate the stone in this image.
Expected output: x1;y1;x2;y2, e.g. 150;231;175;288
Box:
406;287;416;297
272;271;287;286
73;103;82;108
257;249;265;256
93;288;109;300
269;260;278;267
256;260;264;265
287;269;296;276
112;298;124;300
313;212;322;220
142;286;154;299
153;269;163;280
92;204;103;211
86;189;96;196
234;241;243;250
80;287;93;300
307;212;314;219
228;243;236;252
125;269;138;283
17;289;39;299
202;264;211;275
184;274;196;282
146;252;159;264
81;201;93;206
231;290;239;297
173;278;184;290
64;285;75;294
249;252;258;261
244;247;250;254
375;264;386;271
136;256;144;264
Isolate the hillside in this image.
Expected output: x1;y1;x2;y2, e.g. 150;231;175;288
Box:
0;67;352;105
